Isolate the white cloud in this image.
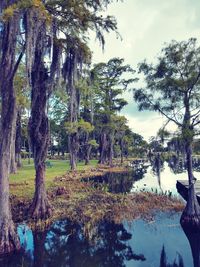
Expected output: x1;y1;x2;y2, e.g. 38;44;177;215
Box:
125;114;163;141
124;113;178;141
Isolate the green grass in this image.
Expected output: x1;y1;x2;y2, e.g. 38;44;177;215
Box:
10;159;98;199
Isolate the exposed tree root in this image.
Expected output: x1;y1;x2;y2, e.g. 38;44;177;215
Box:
29;194;52;220
0;218;20;255
180;211;200;232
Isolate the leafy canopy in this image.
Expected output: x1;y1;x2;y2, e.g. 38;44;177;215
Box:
134;38;200;135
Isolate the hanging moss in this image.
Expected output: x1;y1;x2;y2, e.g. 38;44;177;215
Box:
1;4;17;21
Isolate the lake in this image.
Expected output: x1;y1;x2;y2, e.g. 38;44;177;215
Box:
0;159;199;267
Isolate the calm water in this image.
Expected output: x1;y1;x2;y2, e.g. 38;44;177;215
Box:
0;158;199;267
0;212;198;267
86;159;200;196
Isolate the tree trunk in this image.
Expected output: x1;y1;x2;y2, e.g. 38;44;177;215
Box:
109;134;114;167
28;25;52;220
180;95;200;228
100;132;107;164
181;140;200;228
15;109;22;168
0;5;21;254
28;137;31;165
84;132;91;165
69;133;78;171
64;49;80;171
120;139;123;164
85;144;92;165
10;105;17;174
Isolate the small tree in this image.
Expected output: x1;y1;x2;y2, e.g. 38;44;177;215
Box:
134;38;200;228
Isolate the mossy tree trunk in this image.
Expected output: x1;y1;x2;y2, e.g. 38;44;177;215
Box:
0;4;21;255
28;26;52;220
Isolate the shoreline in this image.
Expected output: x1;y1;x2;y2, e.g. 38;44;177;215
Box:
10;163;184;230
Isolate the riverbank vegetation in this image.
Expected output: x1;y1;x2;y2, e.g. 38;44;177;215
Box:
10;160;184;233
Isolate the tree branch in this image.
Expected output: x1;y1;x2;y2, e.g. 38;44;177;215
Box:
144;94;182;127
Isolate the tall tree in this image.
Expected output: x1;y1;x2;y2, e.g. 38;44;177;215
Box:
26;3;61;219
63;40;91;170
134;38;200;227
0;0;22;255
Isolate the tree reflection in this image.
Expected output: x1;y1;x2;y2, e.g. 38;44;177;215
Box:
159;245;184;267
181;225;200;267
168;155;186;174
151;153;164;189
168;155;200;174
33;230;48;267
87;169;147;194
43;219;146;267
0;252;31;267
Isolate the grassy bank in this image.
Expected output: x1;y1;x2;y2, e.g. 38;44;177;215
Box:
10;159;98;199
10;159;184;230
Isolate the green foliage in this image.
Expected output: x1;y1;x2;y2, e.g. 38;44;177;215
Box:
14;65;30;110
65;119;94;134
78;119;94;133
88;139;99;148
2;0;50;22
157;128;170;143
92;57;135;132
134;38;200;142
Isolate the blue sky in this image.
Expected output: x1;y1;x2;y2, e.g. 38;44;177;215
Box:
90;0;200;140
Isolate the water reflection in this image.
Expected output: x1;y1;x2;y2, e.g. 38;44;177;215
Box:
0;212;196;267
84;167;147;194
83;156;200;196
168;155;186;174
151;153;164;190
45;220;146;267
181;226;200;267
1;220;145;267
168;155;200;174
132;157;200;196
159;246;184;267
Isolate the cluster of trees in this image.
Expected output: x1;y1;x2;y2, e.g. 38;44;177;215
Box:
14;57;147;169
0;0;150;256
0;0;142;255
44;57;140;167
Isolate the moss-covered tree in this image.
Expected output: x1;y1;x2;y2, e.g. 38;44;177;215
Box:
0;0;22;255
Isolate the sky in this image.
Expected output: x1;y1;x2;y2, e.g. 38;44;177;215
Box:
90;0;200;141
